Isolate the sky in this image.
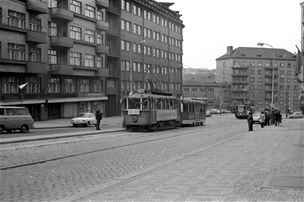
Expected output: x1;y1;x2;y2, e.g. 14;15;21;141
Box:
158;0;302;69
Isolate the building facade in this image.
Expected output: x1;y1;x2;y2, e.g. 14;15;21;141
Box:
216;46;299;112
120;0;184;97
0;0;120;120
183;81;231;109
299;2;304;113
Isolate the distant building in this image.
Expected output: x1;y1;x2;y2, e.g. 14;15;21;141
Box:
216;46;299;112
183;68;216;83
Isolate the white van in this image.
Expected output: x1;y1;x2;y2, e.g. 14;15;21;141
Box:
0;106;34;133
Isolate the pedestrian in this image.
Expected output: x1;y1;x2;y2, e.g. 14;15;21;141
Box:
260;111;265;128
247;112;254;132
265;110;269;126
278;111;282;127
95;110;102;130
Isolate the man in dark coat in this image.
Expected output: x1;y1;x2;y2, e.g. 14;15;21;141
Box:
247;111;254;132
95;110;102;130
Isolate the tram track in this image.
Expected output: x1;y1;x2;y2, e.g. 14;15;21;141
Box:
0;124;243;171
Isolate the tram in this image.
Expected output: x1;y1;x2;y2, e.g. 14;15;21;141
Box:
122;90;181;130
122;90;207;130
181;97;207;126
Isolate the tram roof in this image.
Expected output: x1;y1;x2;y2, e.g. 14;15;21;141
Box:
128;92;177;99
182;97;207;103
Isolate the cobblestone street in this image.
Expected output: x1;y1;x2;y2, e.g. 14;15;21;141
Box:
0;115;303;202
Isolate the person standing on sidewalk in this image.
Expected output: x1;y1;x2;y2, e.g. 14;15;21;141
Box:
247;111;254;132
95;110;103;130
260;111;265;128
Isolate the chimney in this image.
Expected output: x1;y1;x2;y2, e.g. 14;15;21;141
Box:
227;46;233;56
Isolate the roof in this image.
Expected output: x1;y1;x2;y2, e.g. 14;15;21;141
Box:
216;47;296;61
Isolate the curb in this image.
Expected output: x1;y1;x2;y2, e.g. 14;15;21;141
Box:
0;128;125;145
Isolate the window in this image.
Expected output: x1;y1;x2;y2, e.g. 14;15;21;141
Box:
8;43;25;61
70;0;81;14
96;55;105;68
48;49;57;64
96;32;105;45
29;15;41;32
70;25;81;40
63;78;76;94
84;30;95;43
70;52;81;66
48;0;57;8
97;9;105;21
85;5;95;18
84;54;94;67
91;80;101;93
29;46;41;62
8;10;25;29
48;77;61;94
79;79;90;93
49;22;57;36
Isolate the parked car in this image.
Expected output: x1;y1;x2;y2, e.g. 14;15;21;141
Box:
209;108;221;114
71;113;97;127
0;106;34;133
206;110;212;117
288;112;304;119
252;112;262;124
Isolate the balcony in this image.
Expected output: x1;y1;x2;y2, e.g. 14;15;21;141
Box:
50;8;73;21
27;0;48;14
96;21;109;30
26;31;48;44
108;48;120;58
96;45;109;54
27;62;48;73
49;64;74;75
96;0;109;8
96;68;109;77
50;36;73;48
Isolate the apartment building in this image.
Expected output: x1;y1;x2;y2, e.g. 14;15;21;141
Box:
0;0;120;120
120;0;184;97
216;46;299;112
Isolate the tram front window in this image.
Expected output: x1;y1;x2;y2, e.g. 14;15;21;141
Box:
128;98;140;109
142;98;149;110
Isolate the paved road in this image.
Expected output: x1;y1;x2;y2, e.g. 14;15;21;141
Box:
0;115;303;201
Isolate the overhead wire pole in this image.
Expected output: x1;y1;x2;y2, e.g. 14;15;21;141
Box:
257;42;275;108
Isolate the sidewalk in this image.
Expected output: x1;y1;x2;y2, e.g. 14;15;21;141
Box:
0;116;124;145
34;116;123;129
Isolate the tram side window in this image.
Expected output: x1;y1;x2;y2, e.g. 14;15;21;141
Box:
156;98;162;109
129;98;140;109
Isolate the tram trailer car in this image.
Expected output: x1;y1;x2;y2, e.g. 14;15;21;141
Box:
122;91;207;130
181;98;207;126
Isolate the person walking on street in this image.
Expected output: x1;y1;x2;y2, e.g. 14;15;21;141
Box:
260;111;265;128
95;110;103;130
247;112;254;132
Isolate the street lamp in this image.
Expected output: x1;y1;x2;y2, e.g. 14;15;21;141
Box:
257;42;276;107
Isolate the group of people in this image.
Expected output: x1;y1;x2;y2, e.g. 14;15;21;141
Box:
247;108;282;132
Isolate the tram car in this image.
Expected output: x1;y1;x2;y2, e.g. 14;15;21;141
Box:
122;90;181;130
122;90;207;130
181;97;207;126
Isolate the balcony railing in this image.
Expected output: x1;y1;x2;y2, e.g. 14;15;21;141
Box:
27;62;48;73
26;30;48;44
50;7;73;21
96;20;109;30
50;36;74;48
96;0;109;8
27;0;48;14
96;45;109;54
